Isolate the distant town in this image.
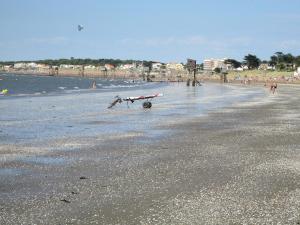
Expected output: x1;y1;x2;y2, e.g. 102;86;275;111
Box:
1;52;300;82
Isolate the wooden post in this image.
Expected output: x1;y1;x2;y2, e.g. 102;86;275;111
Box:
186;78;190;86
80;65;84;77
192;68;196;86
187;59;197;86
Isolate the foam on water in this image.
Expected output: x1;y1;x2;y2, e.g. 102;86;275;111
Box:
0;73;154;96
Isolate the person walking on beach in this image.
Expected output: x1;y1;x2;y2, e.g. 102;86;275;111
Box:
91;81;96;89
270;82;277;94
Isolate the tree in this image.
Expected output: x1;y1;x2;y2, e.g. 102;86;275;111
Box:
214;67;221;73
269;55;277;66
269;52;295;71
294;56;300;67
224;59;241;68
277;63;286;71
275;52;284;63
142;61;153;71
244;54;260;69
197;63;204;70
283;53;294;64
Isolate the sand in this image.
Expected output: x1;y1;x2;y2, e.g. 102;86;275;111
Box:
1;84;300;224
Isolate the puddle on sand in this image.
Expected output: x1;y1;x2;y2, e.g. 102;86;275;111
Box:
18;156;68;165
0;168;25;176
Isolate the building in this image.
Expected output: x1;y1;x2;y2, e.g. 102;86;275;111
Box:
203;59;228;71
36;63;49;69
3;65;13;71
166;63;184;71
151;62;163;71
60;64;73;69
104;64;115;70
27;62;37;68
99;66;106;71
84;65;96;70
13;62;38;69
259;63;275;70
14;63;27;69
59;64;82;69
294;67;300;77
118;64;136;70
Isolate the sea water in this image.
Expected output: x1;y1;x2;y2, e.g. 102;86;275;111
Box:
0;73;265;147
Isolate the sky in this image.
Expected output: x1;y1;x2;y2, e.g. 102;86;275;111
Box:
1;0;300;63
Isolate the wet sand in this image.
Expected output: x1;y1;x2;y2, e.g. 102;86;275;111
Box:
1;85;300;224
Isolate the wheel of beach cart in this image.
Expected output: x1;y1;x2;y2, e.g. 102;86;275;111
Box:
143;101;152;109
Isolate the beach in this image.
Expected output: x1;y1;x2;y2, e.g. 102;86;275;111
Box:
1;82;300;224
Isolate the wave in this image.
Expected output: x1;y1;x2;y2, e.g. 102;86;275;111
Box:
103;84;144;89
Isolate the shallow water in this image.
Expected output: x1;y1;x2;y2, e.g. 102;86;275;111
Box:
0;168;25;176
17;156;67;165
0;77;265;148
0;73;157;96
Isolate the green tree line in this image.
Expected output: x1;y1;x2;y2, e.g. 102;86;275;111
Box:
225;52;300;71
0;58;154;68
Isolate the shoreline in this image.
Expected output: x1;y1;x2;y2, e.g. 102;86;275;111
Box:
1;84;300;224
2;70;300;86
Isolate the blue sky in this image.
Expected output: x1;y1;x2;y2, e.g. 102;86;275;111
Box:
1;0;300;62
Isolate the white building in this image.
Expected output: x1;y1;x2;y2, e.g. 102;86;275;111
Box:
14;62;38;69
27;62;37;68
259;63;275;70
60;64;73;69
14;63;27;69
60;64;83;69
203;59;228;71
3;65;13;71
166;63;184;71
119;64;136;70
84;65;96;70
294;67;300;77
152;62;163;71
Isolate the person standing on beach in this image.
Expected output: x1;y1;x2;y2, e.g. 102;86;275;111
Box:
91;81;96;89
270;82;277;94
